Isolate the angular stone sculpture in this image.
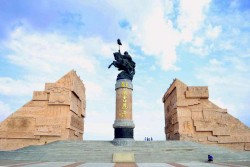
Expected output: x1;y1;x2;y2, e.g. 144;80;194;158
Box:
0;70;86;150
162;79;250;151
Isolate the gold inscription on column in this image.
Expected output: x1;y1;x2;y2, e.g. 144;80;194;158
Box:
120;88;128;118
121;82;129;88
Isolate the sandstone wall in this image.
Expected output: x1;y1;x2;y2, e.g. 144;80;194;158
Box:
0;70;86;150
162;79;250;151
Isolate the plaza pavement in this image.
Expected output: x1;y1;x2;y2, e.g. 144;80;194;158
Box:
0;161;250;167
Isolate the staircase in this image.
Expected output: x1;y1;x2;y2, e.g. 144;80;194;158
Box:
0;141;249;163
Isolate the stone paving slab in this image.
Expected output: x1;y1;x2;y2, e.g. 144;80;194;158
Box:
113;152;135;163
0;161;249;167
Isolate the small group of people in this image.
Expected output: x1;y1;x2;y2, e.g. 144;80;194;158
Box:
144;137;153;141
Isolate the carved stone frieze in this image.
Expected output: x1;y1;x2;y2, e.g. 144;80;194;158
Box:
0;70;86;150
163;79;250;151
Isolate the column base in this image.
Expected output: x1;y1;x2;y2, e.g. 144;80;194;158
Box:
113;120;135;139
114;127;134;138
112;138;135;146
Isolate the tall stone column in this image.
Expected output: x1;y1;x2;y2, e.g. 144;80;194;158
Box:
108;39;136;145
113;79;135;143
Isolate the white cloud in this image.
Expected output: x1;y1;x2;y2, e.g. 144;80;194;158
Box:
189;45;210;57
108;0;211;71
193;37;204;47
2;0;248;141
189;36;208;56
0;25;117;131
133;7;179;71
84;81;103;100
206;25;222;39
224;56;249;72
177;0;211;42
164;0;174;15
189;25;221;56
1;25;158;140
196;57;250;124
220;41;234;51
209;58;223;65
0;25;117;101
0;77;43;96
5;26;114;75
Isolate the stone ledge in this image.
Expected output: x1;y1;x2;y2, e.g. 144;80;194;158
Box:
112;138;135;146
113;120;135;128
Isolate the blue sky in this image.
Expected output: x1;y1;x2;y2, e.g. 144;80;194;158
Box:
0;0;250;140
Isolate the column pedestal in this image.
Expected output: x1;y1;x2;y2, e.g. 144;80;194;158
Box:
112;79;135;145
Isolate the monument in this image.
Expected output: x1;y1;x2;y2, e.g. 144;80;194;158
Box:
108;39;136;144
0;70;86;150
162;79;250;151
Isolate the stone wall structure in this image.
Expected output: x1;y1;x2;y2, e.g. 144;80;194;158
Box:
162;79;250;151
0;70;86;150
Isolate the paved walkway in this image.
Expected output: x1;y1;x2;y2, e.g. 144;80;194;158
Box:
0;161;249;167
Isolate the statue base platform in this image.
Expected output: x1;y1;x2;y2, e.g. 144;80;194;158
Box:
113;79;135;141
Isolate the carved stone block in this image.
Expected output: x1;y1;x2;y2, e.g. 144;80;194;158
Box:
35;117;62;126
70;92;82;116
207;136;218;142
7;132;37;139
198;138;206;142
221;143;245;150
194;120;213;131
6;117;35;132
34;125;61;136
167;124;174;133
218;136;250;143
212;128;231;136
0;70;86;150
45;83;55;91
173;123;179;134
177;108;191;118
72;76;85;101
203;109;223;121
48;88;71;105
33;91;49;101
67;113;84;132
171;113;178;124
191;111;203;120
245;143;250;151
179;119;194;134
163;79;250;151
177;99;200;107
185;86;208;99
24;101;48;107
